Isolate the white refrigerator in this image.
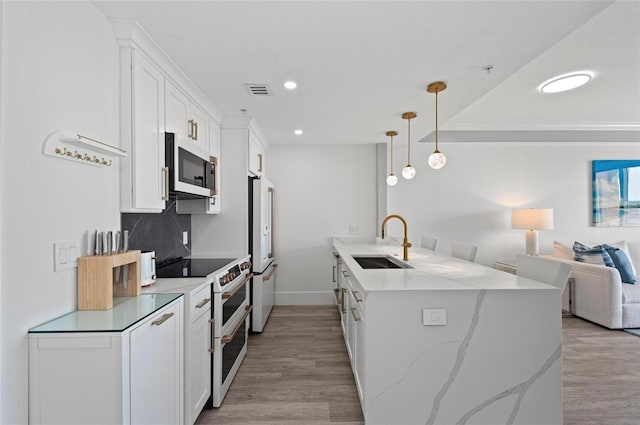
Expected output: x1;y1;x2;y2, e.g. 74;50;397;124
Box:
249;177;277;332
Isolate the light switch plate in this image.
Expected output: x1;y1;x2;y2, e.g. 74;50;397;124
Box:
54;240;80;271
423;308;447;326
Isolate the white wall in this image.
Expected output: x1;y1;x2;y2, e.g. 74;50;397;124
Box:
388;141;640;265
0;2;119;423
268;144;377;304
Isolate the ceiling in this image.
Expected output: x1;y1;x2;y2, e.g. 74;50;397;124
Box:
93;1;640;145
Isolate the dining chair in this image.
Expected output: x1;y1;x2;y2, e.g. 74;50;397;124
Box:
516;254;572;292
451;242;478;262
420;235;439;251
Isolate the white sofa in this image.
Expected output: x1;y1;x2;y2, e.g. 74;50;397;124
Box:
549;242;640;329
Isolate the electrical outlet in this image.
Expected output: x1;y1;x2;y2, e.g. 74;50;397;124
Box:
423;308;447;326
349;225;359;235
183;231;189;245
54;241;80;271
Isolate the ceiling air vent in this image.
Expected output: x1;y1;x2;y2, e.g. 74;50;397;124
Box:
244;83;273;96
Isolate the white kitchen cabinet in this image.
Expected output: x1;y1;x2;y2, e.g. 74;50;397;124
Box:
248;130;265;177
165;79;209;154
28;294;184;425
119;48;167;212
143;278;213;425
340;263;366;403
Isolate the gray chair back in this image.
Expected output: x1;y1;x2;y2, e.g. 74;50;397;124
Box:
516;254;572;292
451;242;478;262
420;236;439;251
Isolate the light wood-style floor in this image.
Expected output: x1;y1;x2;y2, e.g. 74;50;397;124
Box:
196;306;640;425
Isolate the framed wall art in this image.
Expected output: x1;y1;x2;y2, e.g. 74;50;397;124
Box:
592;160;640;227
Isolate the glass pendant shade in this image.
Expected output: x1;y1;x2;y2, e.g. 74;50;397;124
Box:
401;112;417;180
402;165;415;179
428;151;446;169
386;174;398;186
426;82;447;170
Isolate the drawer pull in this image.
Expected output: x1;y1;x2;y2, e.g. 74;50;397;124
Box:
152;312;174;326
350;308;361;322
195;297;211;309
262;264;278;281
221;305;252;344
351;290;363;303
341;288;347;314
222;273;253;299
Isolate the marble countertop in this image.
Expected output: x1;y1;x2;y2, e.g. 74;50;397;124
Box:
142;276;212;295
333;238;557;292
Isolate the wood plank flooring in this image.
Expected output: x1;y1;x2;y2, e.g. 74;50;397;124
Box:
196;306;640;425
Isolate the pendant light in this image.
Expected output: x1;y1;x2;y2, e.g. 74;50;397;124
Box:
401;112;417;179
386;131;398;186
427;81;447;170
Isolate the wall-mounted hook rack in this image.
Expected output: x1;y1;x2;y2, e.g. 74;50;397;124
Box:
43;131;127;167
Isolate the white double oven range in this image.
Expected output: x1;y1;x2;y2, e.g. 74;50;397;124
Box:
155;255;252;408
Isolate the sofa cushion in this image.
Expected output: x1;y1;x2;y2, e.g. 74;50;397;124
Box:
609;240;638;277
573;241;614;267
622;283;640;303
553;241;574;260
603;245;637;284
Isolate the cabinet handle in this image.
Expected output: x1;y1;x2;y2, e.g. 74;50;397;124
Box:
162;166;170;201
221;305;252;344
152;312;174;326
195;297;211;309
194;121;198;141
222;273;253;299
257;153;263;172
351;290;363;303
209;318;215;352
332;265;336;283
350;308;361;322
333;288;342;305
187;119;194;139
262;264;278;281
341;288;347;314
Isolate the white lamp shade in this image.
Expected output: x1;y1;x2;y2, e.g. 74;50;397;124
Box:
511;208;554;230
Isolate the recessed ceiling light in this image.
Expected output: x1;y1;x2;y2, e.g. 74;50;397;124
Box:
539;72;593;94
284;81;297;90
294;129;303;135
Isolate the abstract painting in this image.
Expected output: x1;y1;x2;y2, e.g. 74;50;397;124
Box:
592;160;640;227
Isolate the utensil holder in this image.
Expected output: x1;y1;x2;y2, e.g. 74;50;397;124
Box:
77;250;141;310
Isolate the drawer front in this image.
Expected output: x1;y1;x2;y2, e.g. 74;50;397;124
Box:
190;284;212;322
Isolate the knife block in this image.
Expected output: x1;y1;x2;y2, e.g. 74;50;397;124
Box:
77;250;141;310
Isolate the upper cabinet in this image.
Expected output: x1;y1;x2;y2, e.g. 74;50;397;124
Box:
165;79;210;155
248;130;265;177
119;49;167;213
111;19;223;213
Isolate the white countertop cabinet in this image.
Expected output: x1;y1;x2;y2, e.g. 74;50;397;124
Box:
332;239;562;425
28;294;184;425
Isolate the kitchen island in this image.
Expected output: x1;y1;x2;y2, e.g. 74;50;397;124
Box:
332;238;561;425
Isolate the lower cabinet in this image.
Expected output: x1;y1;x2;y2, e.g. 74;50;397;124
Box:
186;284;212;425
341;264;365;400
28;296;184;425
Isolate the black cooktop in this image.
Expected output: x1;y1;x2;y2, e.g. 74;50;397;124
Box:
156;257;236;278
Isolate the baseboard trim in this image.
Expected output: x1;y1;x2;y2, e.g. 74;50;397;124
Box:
275;291;335;305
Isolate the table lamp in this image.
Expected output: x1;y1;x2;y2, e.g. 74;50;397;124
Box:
511;208;554;256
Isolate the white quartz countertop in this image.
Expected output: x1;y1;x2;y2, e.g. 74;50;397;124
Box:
142;276;212;295
333;238;557;292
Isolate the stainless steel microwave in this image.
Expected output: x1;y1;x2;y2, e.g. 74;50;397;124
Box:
165;132;217;199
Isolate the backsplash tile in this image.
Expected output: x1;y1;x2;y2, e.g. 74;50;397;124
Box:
121;199;190;262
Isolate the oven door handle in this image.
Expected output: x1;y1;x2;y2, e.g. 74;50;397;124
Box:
221;305;252;344
222;273;253;300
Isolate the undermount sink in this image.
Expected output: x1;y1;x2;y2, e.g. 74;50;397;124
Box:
352;255;413;269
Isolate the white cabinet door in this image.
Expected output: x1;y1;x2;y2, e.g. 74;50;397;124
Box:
130;302;183;425
127;50;166;212
189;308;212;423
165;79;190;140
248;131;264;177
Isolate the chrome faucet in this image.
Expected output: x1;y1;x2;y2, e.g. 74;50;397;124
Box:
381;214;411;261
